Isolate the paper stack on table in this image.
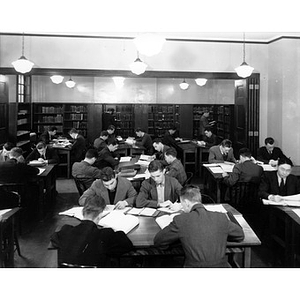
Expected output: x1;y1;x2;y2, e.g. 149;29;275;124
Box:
262;194;300;207
155;213;180;229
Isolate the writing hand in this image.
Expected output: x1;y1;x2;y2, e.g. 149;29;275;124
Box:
269;195;283;202
38;158;45;162
222;172;229;178
159;200;173;208
115;200;127;209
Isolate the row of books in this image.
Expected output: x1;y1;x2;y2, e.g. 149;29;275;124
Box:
39;115;63;123
40;106;64;113
68;105;87;113
67;113;86;121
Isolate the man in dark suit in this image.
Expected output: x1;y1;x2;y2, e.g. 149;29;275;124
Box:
136;160;182;208
208;139;237;163
25;141;59;164
50;194;133;267
257;137;287;166
259;157;300;201
198;127;218;148
102;108;116;131
154;185;245;267
68;128;86;163
39;126;57;144
94;141;120;170
93;130;108;152
152;138;170;166
162;126;182;160
134;128;153;155
222;148;263;186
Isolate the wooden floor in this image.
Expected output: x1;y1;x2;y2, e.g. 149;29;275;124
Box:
11;178;276;268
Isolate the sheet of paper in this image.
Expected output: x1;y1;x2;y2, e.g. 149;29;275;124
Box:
59;206;84;219
157;203;183;214
155;213;180;229
119;156;132;162
203;163;219;167
140;207;157;216
262;199;300;207
218;163;234;173
38;167;46;175
0;209;12;217
127;208;144;215
204;204;227;213
262;164;277;171
292;208;300;218
139;154;152;161
209;166;224;174
135;160;150;166
282;194;300;201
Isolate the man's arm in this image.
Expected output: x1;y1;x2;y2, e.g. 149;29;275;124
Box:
208;147;223;163
154;219;180;246
78;181;98;205
222;165;241;187
258;173;271;200
135;180;158;208
47;148;59;164
226;214;245;242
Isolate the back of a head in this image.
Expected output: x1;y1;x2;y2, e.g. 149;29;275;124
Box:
3;142;15;151
180;185;202;203
10;147;23;159
239;147;252;158
82;194;106;219
278;156;293;167
100;167;115;181
165;147;177;158
221;139;232;148
100;130;108;137
265;137;274;145
148;160;164;173
153;138;162;145
85;148;98;159
107;140;117;147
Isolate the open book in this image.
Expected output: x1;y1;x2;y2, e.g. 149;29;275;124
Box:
98;211;139;234
155;213;180;229
262;194;300;207
28;160;46;167
127;207;157;217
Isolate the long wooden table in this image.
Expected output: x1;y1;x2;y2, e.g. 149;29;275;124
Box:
52;203;261;267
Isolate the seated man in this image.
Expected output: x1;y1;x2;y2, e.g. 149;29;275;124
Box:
154;185;245;267
134;128;153;155
72;149;102;189
222;148;263;187
257;137;287;167
162;125;182;159
259;157;300;201
136;160;182;208
95;141;120;170
68;128;86;163
79;167;137;209
208;139;237;163
164;147;187;186
106;125;117;144
25;141;59;164
152;138;170;166
39;126;57;144
197;127;218;148
50;194;133;267
94;130;108;152
0;142;14;162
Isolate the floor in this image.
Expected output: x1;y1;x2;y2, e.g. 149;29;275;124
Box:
11;176;276;268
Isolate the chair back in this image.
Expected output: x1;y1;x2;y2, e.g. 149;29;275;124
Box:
0;183;23;207
201;193;215;204
73;177;88;196
183;172;193;186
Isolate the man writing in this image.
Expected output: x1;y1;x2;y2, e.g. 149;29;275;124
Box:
208;139;237;163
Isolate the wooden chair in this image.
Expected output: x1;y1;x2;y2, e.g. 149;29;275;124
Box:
73;177;89;196
182;147;197;174
183;172;193;186
201;193;215;204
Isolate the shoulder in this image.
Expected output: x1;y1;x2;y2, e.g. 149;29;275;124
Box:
118;176;132;186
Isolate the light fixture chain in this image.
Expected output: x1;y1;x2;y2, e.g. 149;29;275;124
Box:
243;32;246;62
22;32;25;56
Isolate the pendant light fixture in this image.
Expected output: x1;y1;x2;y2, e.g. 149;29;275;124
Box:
12;33;34;74
133;33;166;57
50;75;64;84
130;52;147;75
179;79;189;90
235;33;254;78
195;78;207;86
65;77;76;88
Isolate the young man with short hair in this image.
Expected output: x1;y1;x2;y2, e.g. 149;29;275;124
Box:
208;139;236;163
95;141;120;169
152;138;170;165
26;141;59;164
0;142;14;162
134;128;153;155
68;128;86;162
51;194;133;267
78;167;137;209
154;185;245;267
93;130;109;152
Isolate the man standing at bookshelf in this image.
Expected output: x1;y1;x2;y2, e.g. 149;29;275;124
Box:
154;185;245;267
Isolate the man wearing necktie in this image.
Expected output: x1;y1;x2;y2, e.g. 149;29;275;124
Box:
259;157;300;202
25;141;59;165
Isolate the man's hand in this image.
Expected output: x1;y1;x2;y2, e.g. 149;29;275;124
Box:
269;195;283;202
222;172;229;178
115;200;128;209
159;200;173;208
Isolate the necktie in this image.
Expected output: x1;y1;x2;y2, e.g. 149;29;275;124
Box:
279;178;286;196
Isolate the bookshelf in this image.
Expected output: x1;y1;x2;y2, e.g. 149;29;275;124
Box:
64;104;88;137
192;105;216;138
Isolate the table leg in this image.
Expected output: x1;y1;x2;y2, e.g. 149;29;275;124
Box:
243;247;251;267
66;150;71;179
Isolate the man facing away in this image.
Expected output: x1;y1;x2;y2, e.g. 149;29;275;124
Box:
51;194;133;267
257;137;287;167
78;166;137;209
164;147;187;186
136;160;182;208
154;185;245;267
208;139;237;163
72;149;102;189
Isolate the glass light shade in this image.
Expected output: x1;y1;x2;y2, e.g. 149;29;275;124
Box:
179;80;189;90
133;33;166;57
112;76;125;88
12;55;34;73
65;78;76;88
50;75;64;84
130;58;147;75
195;78;207;86
235;62;254;78
0;75;6;82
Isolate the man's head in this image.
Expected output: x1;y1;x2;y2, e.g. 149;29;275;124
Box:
107;141;118;152
82;194;106;223
100;167;117;191
264;137;275;152
164;147;177;164
277;157;293;179
203;110;210;118
9;147;23;160
49;126;57;136
107;108;114;114
153;138;163;152
107;125;115;135
2;142;14;156
69;128;79;139
135;128;145;138
220;139;232;155
84;149;98;165
239;148;252;163
180;185;202;213
148;160;165;185
168;126;177;136
100;130;109;140
204;127;213;138
36;141;47;155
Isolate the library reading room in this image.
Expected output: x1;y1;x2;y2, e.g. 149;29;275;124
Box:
2;27;300;277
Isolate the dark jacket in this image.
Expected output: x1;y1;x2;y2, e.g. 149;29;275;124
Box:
25;146;59;164
70;134;86;162
202;133;218;148
257;146;286;164
50;220;133;266
154;203;244;267
94;137;107;152
154;145;170;166
39;131;57;144
135;133;153;155
95;147;119;169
